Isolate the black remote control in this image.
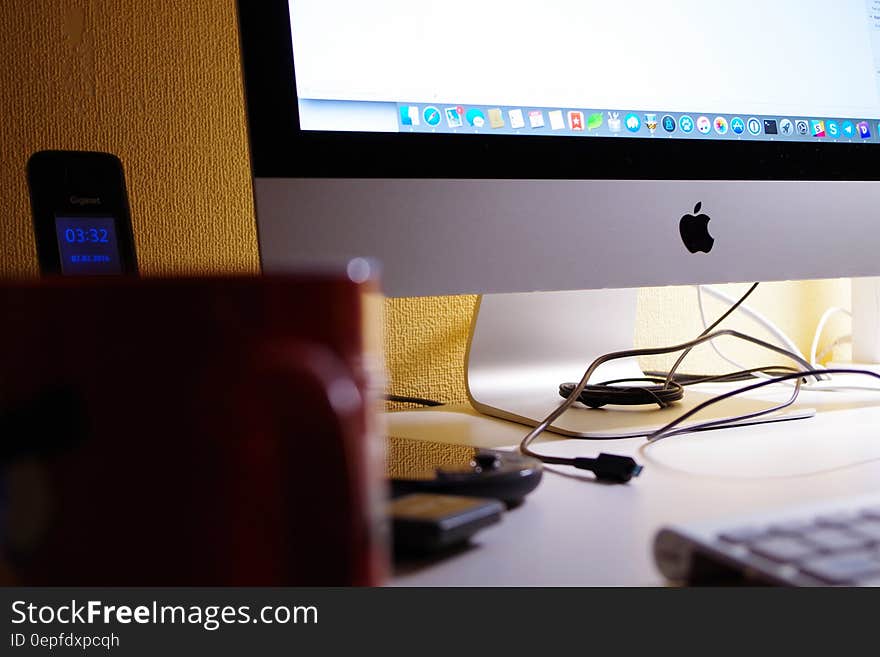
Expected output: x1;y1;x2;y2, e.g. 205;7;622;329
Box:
391;448;543;507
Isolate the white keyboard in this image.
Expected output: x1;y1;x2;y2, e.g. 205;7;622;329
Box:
654;494;880;586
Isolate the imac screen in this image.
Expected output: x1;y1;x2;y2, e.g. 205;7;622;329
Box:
288;1;880;144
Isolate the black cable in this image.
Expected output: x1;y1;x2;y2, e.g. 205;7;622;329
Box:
664;282;761;387
558;365;802;409
524;327;816;481
533;283;791;482
559;378;684;409
385;394;444;407
644;369;761;384
564;283;763;410
647;365;799;387
644;367;877;443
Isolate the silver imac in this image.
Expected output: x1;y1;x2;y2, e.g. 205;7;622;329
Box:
237;1;880;436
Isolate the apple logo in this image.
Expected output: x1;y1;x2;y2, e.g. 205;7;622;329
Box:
679;202;714;254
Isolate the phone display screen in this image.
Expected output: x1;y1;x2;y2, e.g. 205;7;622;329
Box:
54;216;123;275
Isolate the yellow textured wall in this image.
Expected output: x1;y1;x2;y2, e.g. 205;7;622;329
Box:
0;0;258;278
0;1;852;407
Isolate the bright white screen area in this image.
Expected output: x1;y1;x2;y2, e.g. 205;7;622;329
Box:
289;0;880;119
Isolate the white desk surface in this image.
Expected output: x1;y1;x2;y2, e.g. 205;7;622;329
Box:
388;382;880;586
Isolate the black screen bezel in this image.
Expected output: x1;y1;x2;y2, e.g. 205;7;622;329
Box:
237;1;880;182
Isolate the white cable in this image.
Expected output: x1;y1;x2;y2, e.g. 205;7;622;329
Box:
809;306;851;368
700;285;806;361
803;309;880;392
696;285;816;383
816;335;851;364
696;286;752;373
696;291;866;393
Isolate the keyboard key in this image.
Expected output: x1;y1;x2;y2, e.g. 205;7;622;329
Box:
658;497;880;586
800;551;880;584
801;528;870;553
816;512;862;527
861;507;880;520
749;536;818;563
848;520;880;543
768;519;818;535
718;527;767;544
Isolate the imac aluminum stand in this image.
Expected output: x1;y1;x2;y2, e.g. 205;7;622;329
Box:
465;289;814;438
